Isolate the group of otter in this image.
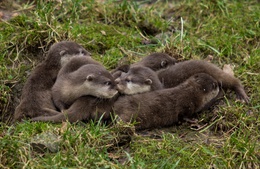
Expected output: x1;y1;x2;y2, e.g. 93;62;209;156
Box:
13;41;249;130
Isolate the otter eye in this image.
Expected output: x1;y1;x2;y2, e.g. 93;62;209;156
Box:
104;81;111;86
125;78;132;83
81;49;91;56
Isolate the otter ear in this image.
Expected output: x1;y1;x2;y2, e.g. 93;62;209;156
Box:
87;75;94;81
161;60;167;68
194;74;200;81
79;48;84;55
59;50;66;56
118;65;130;73
145;79;152;85
79;48;91;56
195;78;201;83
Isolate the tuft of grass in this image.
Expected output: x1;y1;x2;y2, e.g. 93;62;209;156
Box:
0;0;259;168
0;120;134;168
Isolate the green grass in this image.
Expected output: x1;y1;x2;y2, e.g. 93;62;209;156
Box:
0;0;259;168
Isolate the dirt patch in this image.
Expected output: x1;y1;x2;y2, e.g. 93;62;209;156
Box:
0;0;19;21
0;0;36;21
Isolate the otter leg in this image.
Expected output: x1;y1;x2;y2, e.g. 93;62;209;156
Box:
234;85;250;103
31;98;92;123
30;109;87;123
219;73;249;103
12;111;24;123
42;108;61;116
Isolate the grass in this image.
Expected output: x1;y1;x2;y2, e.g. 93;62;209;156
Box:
0;0;259;168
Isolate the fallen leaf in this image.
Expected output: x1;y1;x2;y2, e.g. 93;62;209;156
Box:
223;64;234;76
204;55;214;62
101;30;106;35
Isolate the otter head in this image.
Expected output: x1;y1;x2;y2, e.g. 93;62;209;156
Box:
192;73;219;93
60;45;91;67
46;41;91;67
115;66;162;95
72;64;118;99
137;53;177;71
191;73;220;112
111;64;130;79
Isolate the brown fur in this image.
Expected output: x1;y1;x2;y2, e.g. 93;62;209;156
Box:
157;60;249;103
115;66;163;95
51;56;101;111
57;56;101;77
13;41;90;122
52;63;118;111
133;52;177;70
113;73;219;130
30;95;118;123
112;52;176;79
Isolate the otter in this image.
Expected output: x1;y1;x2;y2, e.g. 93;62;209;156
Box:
52;63;118;111
29;66;162;123
115;66;163;95
30;56;118;123
13;41;90;122
113;73;220;130
157;60;249;103
111;52;177;79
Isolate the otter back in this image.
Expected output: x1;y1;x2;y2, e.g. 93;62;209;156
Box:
113;73;219;130
157;60;249;103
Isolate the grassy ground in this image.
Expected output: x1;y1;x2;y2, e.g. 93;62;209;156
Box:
0;0;259;168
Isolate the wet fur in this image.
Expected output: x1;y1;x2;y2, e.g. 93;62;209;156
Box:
113;73;219;130
13;41;90;122
157;60;249;103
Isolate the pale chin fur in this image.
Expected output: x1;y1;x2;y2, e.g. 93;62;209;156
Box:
94;86;118;98
84;83;118;98
123;82;151;95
